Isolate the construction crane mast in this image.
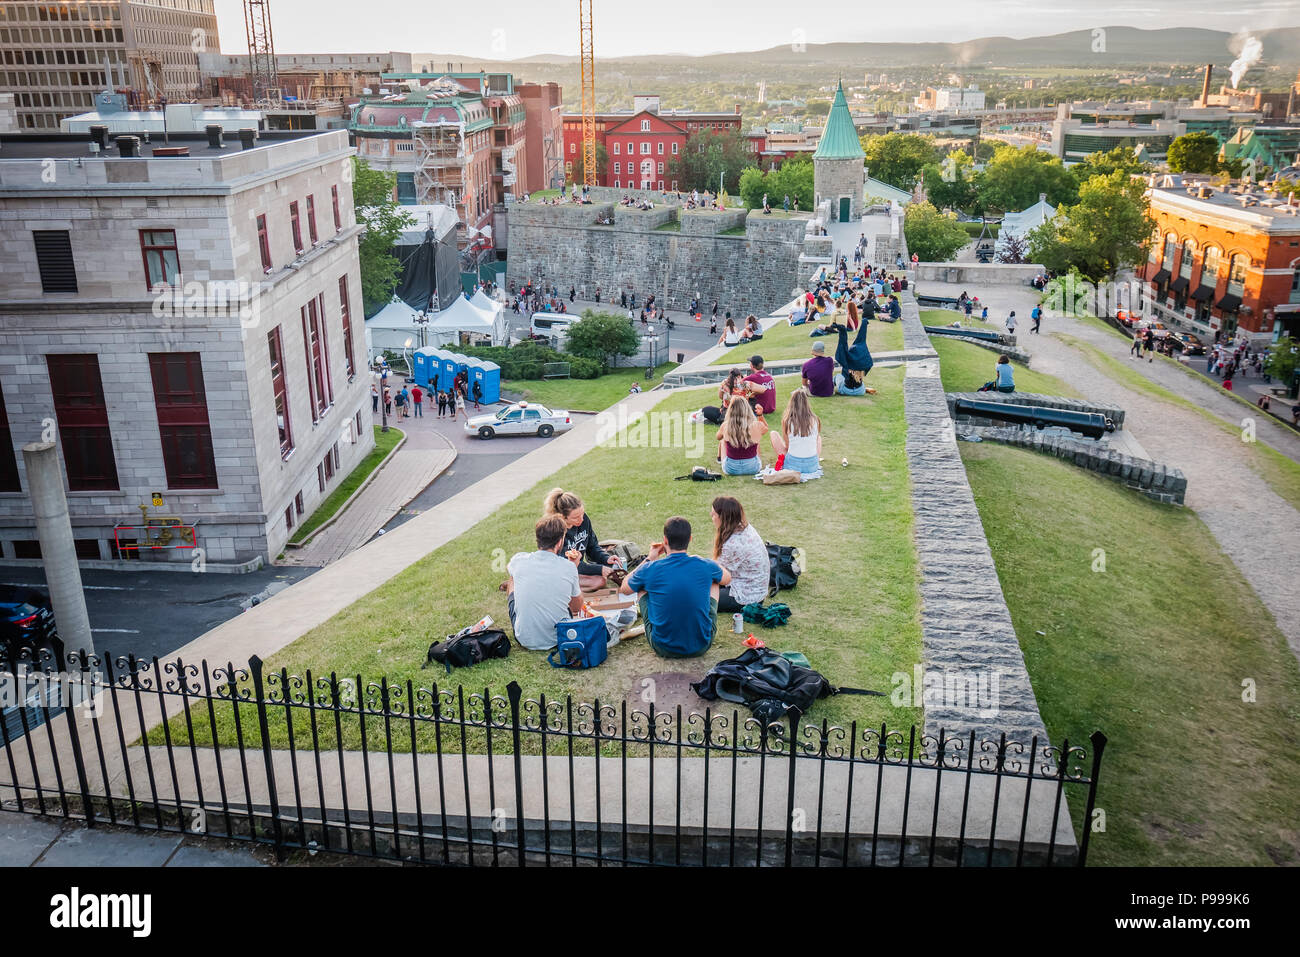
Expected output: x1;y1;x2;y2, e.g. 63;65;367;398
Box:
244;0;280;105
579;0;597;188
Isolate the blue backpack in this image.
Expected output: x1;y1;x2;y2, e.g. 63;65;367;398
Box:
547;616;608;669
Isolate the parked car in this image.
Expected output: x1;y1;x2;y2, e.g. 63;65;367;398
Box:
1134;320;1170;339
1165;331;1206;356
530;314;575;339
0;585;58;658
467;402;573;439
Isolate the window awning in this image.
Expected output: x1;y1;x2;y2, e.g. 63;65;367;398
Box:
1151;268;1171;284
1190;285;1215;302
1215;293;1242;312
1169;276;1190;293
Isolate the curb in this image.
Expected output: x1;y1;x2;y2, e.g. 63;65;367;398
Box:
284;427;409;549
0;555;265;575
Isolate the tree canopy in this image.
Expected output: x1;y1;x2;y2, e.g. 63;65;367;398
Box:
563;310;641;373
1167;132;1221;175
860;132;939;191
1027;171;1152;281
1072;145;1153;185
975;144;1078;215
921;150;977;212
738;155;814;211
668;129;754;194
351;158;415;314
903;202;970;263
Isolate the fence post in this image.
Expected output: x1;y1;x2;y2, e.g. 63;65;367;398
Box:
784;712;800;867
506;681;526;867
62;648;94;827
247;656;285;861
1077;731;1108;867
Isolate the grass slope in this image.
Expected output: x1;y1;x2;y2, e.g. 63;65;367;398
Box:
504;363;678;412
963;444;1300;866
932;338;1082;397
709;317;905;366
167;372;922;754
290;427;404;545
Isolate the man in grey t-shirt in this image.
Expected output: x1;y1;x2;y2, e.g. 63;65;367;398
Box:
506;515;584;650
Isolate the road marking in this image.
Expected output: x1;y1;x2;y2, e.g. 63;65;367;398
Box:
1;581;129;591
91;628;140;634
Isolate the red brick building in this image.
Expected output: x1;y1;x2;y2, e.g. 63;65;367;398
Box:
561;94;746;189
1140;181;1300;344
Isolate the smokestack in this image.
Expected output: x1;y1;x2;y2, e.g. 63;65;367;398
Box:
239;128;256;150
205;124;224;149
1201;64;1213;106
116;135;140;158
89;125;109;151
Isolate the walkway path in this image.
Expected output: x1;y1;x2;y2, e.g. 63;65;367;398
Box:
284;413;457;567
921;279;1300;660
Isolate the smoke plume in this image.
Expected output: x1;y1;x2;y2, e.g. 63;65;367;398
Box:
1229;35;1263;89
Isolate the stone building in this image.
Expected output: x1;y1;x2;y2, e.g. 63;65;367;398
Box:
0;128;371;567
0;0;222;130
813;81;865;223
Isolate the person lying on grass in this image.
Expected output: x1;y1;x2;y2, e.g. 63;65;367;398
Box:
619;516;730;659
505;515;584;651
543;488;621;588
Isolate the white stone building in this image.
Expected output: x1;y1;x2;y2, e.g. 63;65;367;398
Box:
0;127;372;567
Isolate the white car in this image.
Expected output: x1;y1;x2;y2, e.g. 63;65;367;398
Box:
467;402;573;439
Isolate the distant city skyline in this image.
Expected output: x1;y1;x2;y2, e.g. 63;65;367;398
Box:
210;0;1299;59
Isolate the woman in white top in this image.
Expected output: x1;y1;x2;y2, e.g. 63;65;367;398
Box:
718;317;741;347
711;496;770;612
779;388;823;479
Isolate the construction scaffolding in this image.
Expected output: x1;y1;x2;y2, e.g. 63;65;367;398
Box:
579;0;596;187
413;121;467;213
243;0;281;105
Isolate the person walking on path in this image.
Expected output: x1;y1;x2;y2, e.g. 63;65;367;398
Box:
437;390;448;418
472;380;482;410
411;384;424;418
1005;311;1017;337
1144;327;1156;362
371;382;379;413
1031;305;1042;334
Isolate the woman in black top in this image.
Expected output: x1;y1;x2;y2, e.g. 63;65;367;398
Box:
543;488;617;579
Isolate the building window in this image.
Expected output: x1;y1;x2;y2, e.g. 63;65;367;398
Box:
1226;254;1246;295
317;461;326;491
302;295;332;419
0;382;19;492
657;142;664;155
1178;239;1196;279
671;142;679;155
1162;233;1176;268
290;201;303;255
332;442;340;471
658;180;664;190
613;162;620;175
614;180;620;188
148;352;218;489
641;142;650;155
268;327;293;457
612;142;619;155
339;275;355;379
641;119;650;131
295;491;304;515
47;354;118;491
1201;246;1220;287
256;214;272;273
285;506;294;532
331;184;342;232
139;229;180;291
570;142;575;154
306;194;318;245
657;162;664;174
33;229;77;292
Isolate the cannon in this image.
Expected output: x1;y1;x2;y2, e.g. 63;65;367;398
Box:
924;325;1003;343
952;398;1114;440
916;293;962;308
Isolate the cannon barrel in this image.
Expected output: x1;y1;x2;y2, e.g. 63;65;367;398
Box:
924;325;1003;343
953;398;1114;439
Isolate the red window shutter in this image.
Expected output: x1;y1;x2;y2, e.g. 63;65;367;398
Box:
148;352;218;489
47;354;119;491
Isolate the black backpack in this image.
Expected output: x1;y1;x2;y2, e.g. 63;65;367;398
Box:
767;543;800;595
691;648;881;724
424;629;511;673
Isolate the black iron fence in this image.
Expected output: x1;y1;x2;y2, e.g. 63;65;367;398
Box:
0;648;1106;867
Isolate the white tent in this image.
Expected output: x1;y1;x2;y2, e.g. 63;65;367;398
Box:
425;295;507;347
470;289;504;315
366;299;423;354
999;198;1056;258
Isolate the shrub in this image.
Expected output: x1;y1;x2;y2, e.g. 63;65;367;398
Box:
567;357;603;379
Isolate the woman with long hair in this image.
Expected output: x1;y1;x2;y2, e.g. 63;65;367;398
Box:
716;397;769;476
542;488;619;581
718;316;741;348
780;389;823;479
710;496;770;612
700;368;747;426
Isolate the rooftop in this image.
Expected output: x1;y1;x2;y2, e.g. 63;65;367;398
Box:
1150;183;1300;230
0;129;330;162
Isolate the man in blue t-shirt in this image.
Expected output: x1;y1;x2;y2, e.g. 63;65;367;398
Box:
620;517;730;658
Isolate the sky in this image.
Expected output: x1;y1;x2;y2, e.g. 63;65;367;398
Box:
211;0;1300;59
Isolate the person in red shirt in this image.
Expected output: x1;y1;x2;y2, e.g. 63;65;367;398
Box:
742;355;776;417
411;384;424;418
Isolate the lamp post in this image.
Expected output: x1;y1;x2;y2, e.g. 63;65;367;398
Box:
378;358;389;434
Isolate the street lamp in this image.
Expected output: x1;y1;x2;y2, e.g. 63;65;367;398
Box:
377;358;390;434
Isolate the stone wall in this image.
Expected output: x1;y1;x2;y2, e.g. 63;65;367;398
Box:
916;262;1045;286
506;206;815;317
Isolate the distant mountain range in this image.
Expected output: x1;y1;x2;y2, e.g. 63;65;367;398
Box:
422;25;1300;70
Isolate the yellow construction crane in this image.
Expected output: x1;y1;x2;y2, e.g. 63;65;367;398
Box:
579;0;597;188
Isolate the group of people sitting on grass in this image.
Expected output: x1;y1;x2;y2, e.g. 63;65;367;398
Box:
717;314;764;347
505;489;771;659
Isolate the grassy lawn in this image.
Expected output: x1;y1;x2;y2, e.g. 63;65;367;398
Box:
504;363;679;412
710;317;905;366
963;444;1300;866
289;427;404;546
163;371;922;754
933;338;1082;397
919;309;1002;332
1059;334;1300;512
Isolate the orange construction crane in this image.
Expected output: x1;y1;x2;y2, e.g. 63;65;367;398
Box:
579;0;596;188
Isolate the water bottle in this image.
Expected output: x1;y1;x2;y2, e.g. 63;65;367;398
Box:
732;613;744;634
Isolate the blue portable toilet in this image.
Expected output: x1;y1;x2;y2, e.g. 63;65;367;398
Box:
470;360;501;404
414;347;449;389
438;352;463;388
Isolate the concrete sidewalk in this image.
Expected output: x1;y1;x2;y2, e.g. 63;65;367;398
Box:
0;811;270;867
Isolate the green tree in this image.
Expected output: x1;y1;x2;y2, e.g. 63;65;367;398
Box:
921;150;977;212
976;144;1078;214
1167;132;1221;174
1027;171;1152;281
903;202;969;263
563;309;641;373
1264;334;1299;392
351;158;415;314
738;155;814;211
861;132;938;191
1073;146;1152;185
668;128;754;193
570;141;608;186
